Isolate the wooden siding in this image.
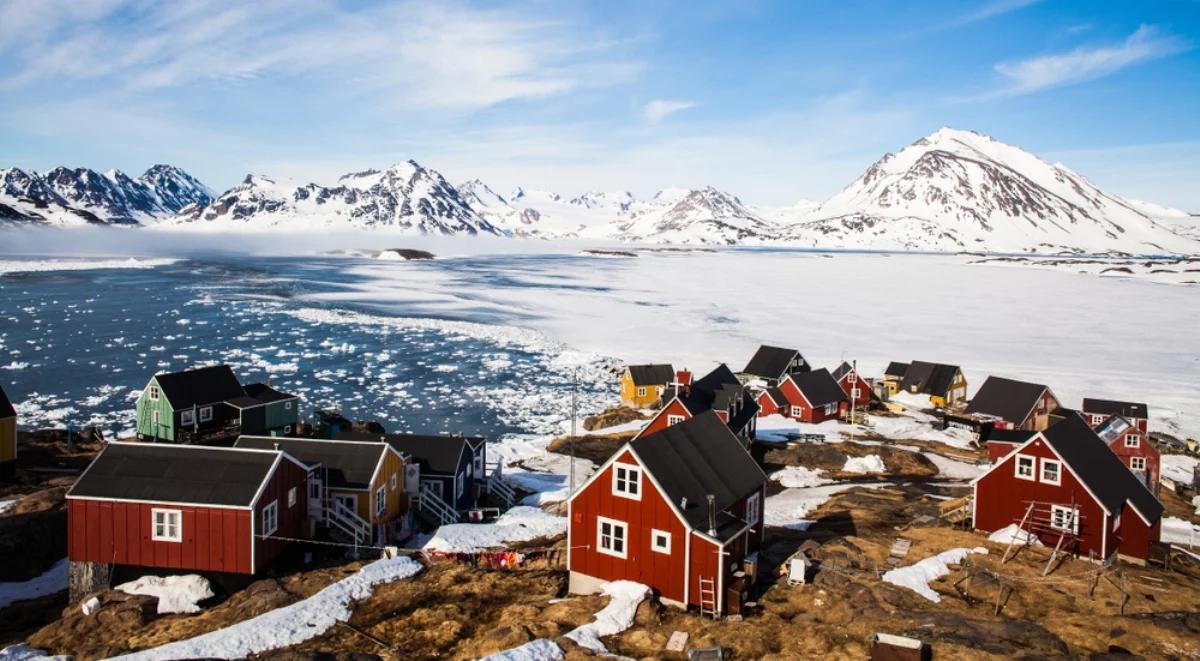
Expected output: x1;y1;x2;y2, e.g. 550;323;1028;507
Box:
569;450;689;604
135;377;176;441
620;371;664;409
373;450;408;523
636;399;691;439
0;416;15;463
252;458;309;572
1106;429;1160;488
837;371;871;409
756;392;780;417
1115;509;1159;561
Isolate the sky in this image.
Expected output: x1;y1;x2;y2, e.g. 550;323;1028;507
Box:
1;0;1198;209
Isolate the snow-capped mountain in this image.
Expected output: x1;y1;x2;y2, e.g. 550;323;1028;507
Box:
0;165;213;226
175;161;499;235
613;187;776;245
782;128;1197;254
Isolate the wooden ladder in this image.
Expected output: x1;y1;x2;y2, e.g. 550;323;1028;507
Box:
698;577;718;620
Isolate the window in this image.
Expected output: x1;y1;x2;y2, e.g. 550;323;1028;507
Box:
148;385;160;401
612;464;641;499
474;453;483;476
283;425;292;434
309;480;321;499
597;517;627;559
746;492;761;526
262;501;278;536
1050;505;1078;534
199;406;213;423
152;508;182;542
285;401;293;410
1015;454;1035;480
790;406;802;417
851;388;861;399
666;415;684;426
824;403;837;415
1091;414;1103;425
1040;459;1061;486
656;386;664;395
287;487;297;507
375;486;387;517
848;372;857;383
455;472;464;499
390;472;398;491
180;410;194;426
153;411;160;425
1124;434;1140;448
636;387;646;398
1130;456;1147;471
651;529;671;554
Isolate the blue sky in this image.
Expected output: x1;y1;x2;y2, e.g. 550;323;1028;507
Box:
2;0;1198;208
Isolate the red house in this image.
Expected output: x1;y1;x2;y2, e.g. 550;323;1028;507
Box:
1082;398;1149;433
831;362;871;409
972;414;1163;563
760;368;846;423
568;411;767;615
66;443;310;575
964;376;1060;432
635;364;758;443
1094;416;1160;490
982;428;1035;463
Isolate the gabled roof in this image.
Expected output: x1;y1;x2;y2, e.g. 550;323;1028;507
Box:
899;361;961;397
964;376;1051;424
761;387;787;407
1038;414;1163;522
631;411;766;540
153;365;245;410
383;433;476;476
1082;398;1148;420
726;389;760;434
236;436;384;490
243;383;299;405
982;428;1036;444
1094;416;1140;446
741;345;802;380
663;364;744;416
626;364;675;386
68;443;281;507
831;362;854;381
788;368;847;408
0;384;14;419
884;361;909;378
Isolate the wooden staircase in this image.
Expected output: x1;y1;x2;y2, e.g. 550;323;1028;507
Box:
325;497;371;545
417;484;459;527
484;460;516;508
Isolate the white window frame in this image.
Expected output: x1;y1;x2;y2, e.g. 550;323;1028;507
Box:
1129;456;1147;471
262;501;278;536
180;410;194;426
148;385;160;401
284;401;293;410
390;472;398;491
1014;454;1036;481
455;472;464;499
287;487;297;508
790;405;802;417
612;464;642;500
1124;434;1140;448
666;414;684;426
596;516;628;559
746;492;761;526
375;485;387;517
1049;504;1078;534
199;406;213;423
283;425;292;434
848;372;857;383
474;453;483;476
1040;458;1061;486
824;402;837;415
151;508;182;542
851;387;861;399
1091;414;1103;425
636;386;647;397
651;528;671;554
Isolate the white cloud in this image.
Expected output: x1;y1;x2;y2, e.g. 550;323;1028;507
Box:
951;0;1041;28
994;25;1188;96
643;99;696;123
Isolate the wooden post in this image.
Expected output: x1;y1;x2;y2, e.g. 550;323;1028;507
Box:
68;560;111;605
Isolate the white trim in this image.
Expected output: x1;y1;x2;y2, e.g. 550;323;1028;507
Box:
666;414;685;426
596;516;628;559
1129;456;1146;471
745;492;761;530
636;386;647;398
611;464;642;500
180;409;194;427
971;433;1120;519
262;500;279;536
1014;454;1036;481
632;397;688;440
651;529;672;554
375;484;387;518
1040;458;1062;486
151;508;182;542
249;453;285;512
683;525;692;607
199;406;213;423
66;494;252;510
1049;504;1078;534
1124;434;1140;448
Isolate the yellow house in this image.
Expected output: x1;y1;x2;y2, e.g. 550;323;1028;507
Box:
0;385;15;479
619;364;675;408
235;436;411;545
898;361;967;408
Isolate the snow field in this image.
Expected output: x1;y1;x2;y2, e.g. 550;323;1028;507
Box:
881;547;988;603
115;575;214;614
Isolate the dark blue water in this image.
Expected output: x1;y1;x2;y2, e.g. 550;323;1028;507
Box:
0;256;615;440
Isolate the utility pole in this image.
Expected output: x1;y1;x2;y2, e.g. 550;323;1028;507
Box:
569;368;578;496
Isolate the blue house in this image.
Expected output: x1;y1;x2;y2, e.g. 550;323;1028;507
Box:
383;434;493;521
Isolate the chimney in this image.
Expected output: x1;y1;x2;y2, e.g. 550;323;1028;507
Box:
273;442;280;451
706;494;717;536
680;496;688;509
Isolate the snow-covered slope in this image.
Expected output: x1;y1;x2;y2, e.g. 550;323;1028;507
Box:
1;165;213;226
175;161;500;235
611;187;778;245
783;128;1198;255
1125;198;1200;240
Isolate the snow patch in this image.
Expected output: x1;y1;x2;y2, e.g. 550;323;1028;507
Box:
0;559;67;610
423;507;565;552
842;454;885;474
479;639;564;661
0;258;179;276
882;547;988;603
115;575;214;614
987;524;1044;547
564;581;650;653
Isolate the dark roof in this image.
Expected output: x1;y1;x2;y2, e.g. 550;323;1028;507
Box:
0;384;14;419
831;362;853;381
741;345;801;380
1094;416;1138;446
884;361;909;378
964;376;1051;423
68;443;280;507
631;411;766;541
789;368;847;407
626;364;675;386
235;436;384;489
899;361;961;397
762;387;787;407
384;433;474;475
243;383;299;405
1082;398;1148;420
1038;413;1163;522
982;428;1036;444
154;365;245;410
726;389;760;434
663;364;751;419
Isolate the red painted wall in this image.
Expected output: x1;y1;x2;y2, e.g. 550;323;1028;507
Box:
837;371;871;408
1106;430;1160;489
688;533;721;609
253;458;309;572
1114;510;1159;561
776;378;838;423
569;450;689;603
636;399;691;439
986;440;1021;463
974;438;1110;558
756;392;780;417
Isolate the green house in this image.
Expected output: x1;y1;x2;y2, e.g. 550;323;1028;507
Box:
136;365;299;443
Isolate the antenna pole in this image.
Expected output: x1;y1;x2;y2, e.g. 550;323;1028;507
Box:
570;368;578;495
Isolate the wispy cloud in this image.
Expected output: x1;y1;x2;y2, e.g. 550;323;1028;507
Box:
993;25;1189;96
950;0;1042;28
643;99;696;123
